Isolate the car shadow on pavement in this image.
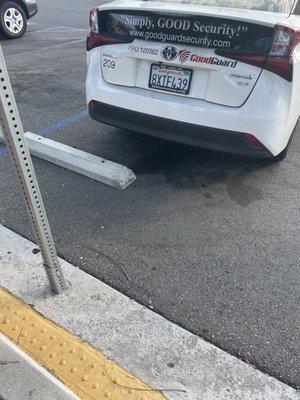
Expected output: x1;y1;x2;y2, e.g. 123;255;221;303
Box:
117;129;280;206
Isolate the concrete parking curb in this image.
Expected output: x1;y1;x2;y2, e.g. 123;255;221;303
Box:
0;225;299;400
0;130;136;190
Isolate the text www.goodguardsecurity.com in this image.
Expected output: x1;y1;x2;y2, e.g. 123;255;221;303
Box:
128;29;231;48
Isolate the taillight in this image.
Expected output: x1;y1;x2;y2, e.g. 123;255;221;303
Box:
87;8;131;51
87;31;129;51
264;25;300;82
216;24;300;82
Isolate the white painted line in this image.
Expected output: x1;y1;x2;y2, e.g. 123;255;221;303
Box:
0;333;80;400
0;130;136;190
26;26;87;34
0;225;298;400
5;39;86;56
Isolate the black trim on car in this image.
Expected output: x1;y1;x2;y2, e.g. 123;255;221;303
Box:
25;1;38;19
89;100;272;158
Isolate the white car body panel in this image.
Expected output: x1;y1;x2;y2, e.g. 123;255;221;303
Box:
86;1;300;157
101;41;263;107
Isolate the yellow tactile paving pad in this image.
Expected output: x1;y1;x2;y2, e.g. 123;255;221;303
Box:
0;287;166;400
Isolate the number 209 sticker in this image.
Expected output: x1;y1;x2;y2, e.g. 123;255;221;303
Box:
102;56;116;69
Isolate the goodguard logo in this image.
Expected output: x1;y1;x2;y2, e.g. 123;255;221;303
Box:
179;50;191;63
161;45;179;61
179;50;237;68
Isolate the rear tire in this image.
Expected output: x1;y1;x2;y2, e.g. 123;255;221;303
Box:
0;1;27;39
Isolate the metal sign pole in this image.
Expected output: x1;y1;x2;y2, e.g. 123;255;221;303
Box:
0;46;66;294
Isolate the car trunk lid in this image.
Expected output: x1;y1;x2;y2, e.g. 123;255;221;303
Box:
94;1;290;107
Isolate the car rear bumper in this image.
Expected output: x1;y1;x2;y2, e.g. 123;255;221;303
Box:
89;100;271;157
25;1;38;19
87;48;298;156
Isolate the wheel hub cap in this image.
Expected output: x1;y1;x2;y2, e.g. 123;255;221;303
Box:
4;8;24;34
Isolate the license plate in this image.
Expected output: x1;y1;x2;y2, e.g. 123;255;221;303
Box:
149;64;192;95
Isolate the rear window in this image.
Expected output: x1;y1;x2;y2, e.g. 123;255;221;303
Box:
150;0;295;14
99;10;274;53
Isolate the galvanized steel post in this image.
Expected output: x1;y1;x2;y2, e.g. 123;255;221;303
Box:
0;46;66;294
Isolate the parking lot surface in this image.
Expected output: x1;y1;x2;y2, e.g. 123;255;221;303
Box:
0;0;299;390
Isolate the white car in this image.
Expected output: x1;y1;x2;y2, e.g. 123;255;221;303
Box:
86;0;300;160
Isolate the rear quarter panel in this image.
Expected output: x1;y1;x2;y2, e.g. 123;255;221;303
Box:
283;15;300;133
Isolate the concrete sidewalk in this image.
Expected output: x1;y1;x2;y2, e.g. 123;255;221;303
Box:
0;225;299;400
0;333;79;400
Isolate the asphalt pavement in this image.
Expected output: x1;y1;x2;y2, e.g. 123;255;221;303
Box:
0;0;299;390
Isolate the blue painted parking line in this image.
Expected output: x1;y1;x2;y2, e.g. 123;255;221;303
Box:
0;109;88;157
36;109;88;137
